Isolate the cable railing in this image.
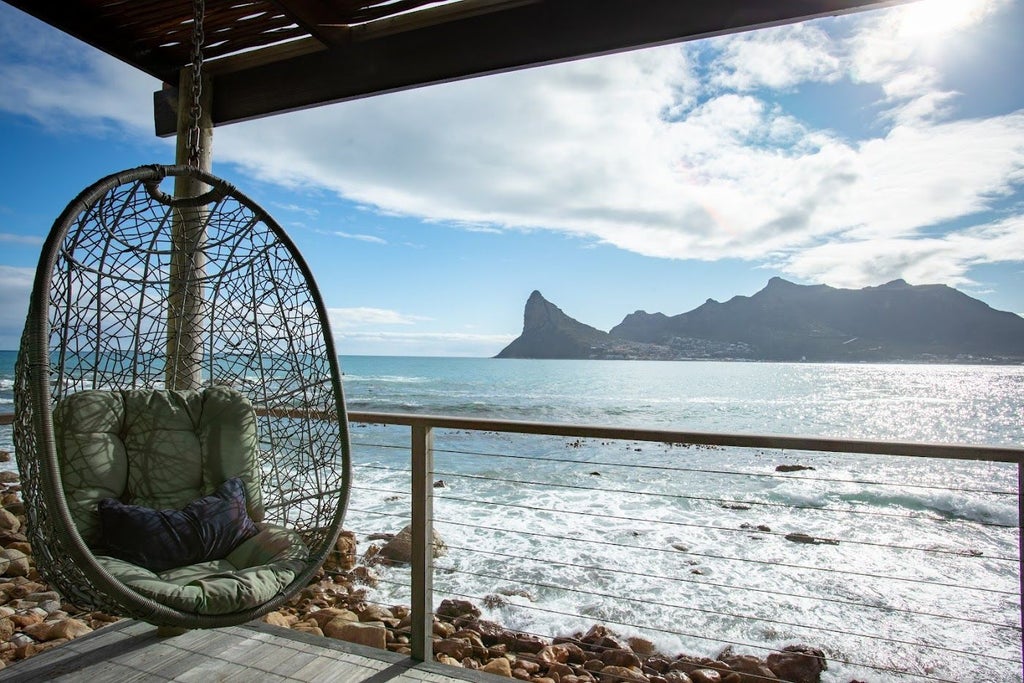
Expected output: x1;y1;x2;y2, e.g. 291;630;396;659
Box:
2;409;1022;680
345;410;1024;683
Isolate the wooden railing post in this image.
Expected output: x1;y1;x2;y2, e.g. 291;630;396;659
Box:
410;424;434;662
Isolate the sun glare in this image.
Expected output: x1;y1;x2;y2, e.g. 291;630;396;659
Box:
896;0;993;41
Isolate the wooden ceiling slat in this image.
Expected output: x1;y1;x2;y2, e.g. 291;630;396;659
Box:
345;0;454;24
270;1;355;46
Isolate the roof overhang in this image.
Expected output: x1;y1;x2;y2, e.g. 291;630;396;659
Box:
4;0;904;137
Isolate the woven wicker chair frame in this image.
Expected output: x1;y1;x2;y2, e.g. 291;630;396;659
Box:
13;165;351;628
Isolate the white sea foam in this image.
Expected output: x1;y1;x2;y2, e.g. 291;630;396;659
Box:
343;374;429;384
346;417;1022;683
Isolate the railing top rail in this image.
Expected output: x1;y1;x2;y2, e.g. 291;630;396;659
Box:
347;410;1024;464
4;408;1021;463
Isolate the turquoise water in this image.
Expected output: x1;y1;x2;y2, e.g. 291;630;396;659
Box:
1;352;1022;681
5;351;1023;445
339;355;1024;445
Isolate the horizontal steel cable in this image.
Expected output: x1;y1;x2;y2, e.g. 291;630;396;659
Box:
348;424;1018;498
366;586;971;683
350;441;408;452
364;573;798;683
425;611;784;683
353;463;411;472
433;493;1018;562
429;468;1018;529
432;586;963;683
345;508;410;522
421;444;1018;497
350;485;410;497
426;540;1018;630
430;562;1019;664
431;518;1018;595
362;574;1005;682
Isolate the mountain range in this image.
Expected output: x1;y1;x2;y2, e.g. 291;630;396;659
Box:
495;278;1024;363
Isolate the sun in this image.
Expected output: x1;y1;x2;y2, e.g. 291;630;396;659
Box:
895;0;994;41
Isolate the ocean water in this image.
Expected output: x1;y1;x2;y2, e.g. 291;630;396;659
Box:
1;352;1021;681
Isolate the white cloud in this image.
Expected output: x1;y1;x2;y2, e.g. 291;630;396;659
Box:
337;331;515;357
2;0;1022;305
327;307;430;330
0;266;33;349
709;24;841;92
327;308;516;356
0;8;158;134
845;0;1009;124
326;309;513;356
818;113;1024;240
272;202;320;218
331;231;387;244
0;233;43;245
776;216;1024;288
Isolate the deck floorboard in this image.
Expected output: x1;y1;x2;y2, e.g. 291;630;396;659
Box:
0;620;494;683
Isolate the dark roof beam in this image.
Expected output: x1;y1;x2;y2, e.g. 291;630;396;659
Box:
154;0;901;136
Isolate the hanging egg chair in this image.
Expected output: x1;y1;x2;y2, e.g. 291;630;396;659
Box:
13;164;351;628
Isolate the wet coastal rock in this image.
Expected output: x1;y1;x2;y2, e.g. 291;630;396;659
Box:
263;573;833;683
0;482;121;669
372;524;448;564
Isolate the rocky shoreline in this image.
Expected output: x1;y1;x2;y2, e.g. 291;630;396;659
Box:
0;452;835;682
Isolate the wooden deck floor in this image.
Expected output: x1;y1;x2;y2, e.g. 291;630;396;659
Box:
0;619;495;683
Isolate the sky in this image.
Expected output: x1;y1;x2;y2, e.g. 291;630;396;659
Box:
1;0;1023;356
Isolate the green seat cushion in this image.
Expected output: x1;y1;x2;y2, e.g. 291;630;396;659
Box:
95;525;308;615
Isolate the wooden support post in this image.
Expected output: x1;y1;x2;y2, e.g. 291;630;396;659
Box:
167;69;213;390
410;424;435;662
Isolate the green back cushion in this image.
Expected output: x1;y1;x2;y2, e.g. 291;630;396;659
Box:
120;389;204;510
55;387;263;546
54;391;129;545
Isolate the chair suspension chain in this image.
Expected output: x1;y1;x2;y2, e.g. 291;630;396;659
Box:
187;0;206;169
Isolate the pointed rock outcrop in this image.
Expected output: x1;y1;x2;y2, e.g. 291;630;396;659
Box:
496;292;612;359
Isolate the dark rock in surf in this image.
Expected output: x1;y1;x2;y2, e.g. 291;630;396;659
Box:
379;524;447;564
437;598;480;621
717;649;779;681
766;645;828;683
784;533;839;546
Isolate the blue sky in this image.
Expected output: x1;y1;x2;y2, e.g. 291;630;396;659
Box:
1;0;1023;355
